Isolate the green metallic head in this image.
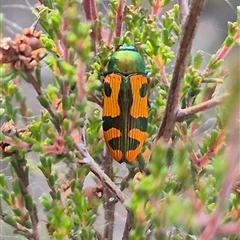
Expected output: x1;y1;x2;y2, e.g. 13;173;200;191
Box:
106;44;146;75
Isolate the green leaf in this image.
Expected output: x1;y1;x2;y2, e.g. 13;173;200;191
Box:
40;194;52;211
24;220;32;229
12;179;23;196
62;118;70;131
224;36;234;47
25;194;34;211
0;174;8;189
37;95;51;108
13;208;23;217
3;215;17;227
193;51;203;69
0;189;10;204
48;174;56;188
62;96;71;111
209;129;218;147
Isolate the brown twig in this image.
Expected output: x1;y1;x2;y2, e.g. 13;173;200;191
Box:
82;0;101;54
122;210;134;240
75;157;127;204
91;0;102;42
76;59;87;102
115;0;126;38
103;152;115;240
178;0;189;24
155;0;206;142
175;94;228;122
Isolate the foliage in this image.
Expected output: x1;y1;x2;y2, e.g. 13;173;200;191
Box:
0;0;239;240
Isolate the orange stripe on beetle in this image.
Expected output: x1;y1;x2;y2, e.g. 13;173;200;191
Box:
105;146;123;162
103;128;121;142
128;128;147;144
130;75;148;118
102;74;121;118
125;129;147;162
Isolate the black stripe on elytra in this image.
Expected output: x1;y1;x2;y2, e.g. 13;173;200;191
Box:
103;116;148;132
102;116;121;131
103;82;112;97
109;137;140;151
140;83;148;97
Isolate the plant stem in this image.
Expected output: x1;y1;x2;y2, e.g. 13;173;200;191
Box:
156;0;206;142
175;94;227;122
103;152;115;240
122;210;134;240
115;0;125;38
14;157;40;240
178;0;189;23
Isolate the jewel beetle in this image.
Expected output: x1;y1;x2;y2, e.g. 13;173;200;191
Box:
102;44;149;163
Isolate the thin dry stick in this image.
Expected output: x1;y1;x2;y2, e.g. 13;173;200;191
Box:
103;152;115;240
79;156;127;204
175;94;228;122
122;210;134;240
156;0;206;142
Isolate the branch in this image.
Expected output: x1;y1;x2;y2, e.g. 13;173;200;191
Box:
18;165;40;240
175;94;228;122
75;156;127;204
178;0;189;23
82;0;99;54
102;152;115;240
155;0;206;142
115;0;125;38
122;210;134;240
